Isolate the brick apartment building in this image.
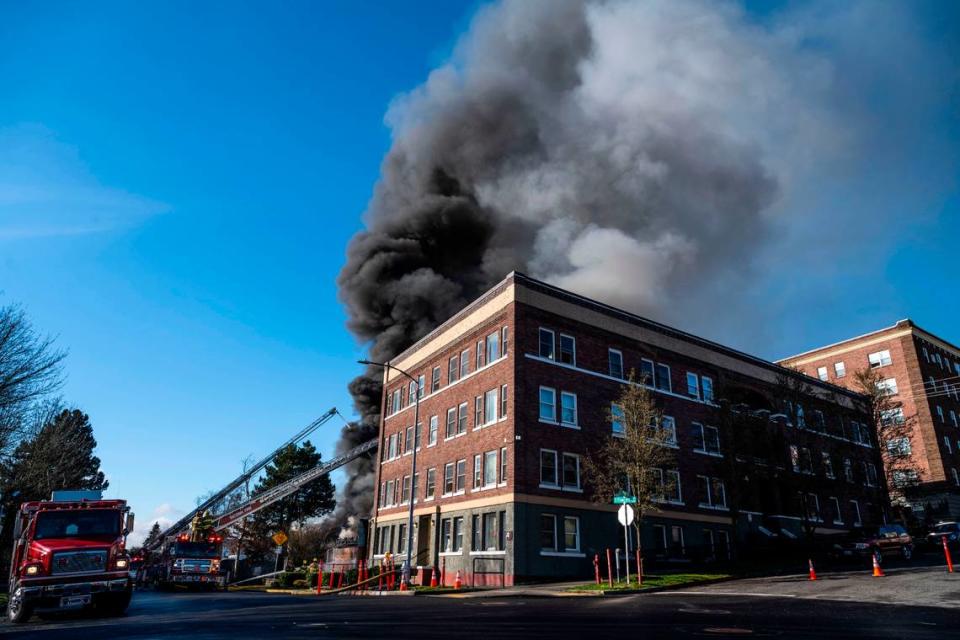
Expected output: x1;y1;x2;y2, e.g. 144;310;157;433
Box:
780;319;960;519
370;273;887;584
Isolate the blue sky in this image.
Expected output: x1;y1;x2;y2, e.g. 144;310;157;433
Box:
0;0;957;543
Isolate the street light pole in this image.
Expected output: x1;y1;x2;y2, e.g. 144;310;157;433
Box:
360;359;420;590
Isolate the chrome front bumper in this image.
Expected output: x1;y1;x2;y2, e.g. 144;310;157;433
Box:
19;577;130;604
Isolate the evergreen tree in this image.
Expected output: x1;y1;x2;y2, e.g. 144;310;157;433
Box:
2;409;108;502
143;522;163;548
248;441;335;547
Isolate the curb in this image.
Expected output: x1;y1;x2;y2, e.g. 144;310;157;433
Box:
568;575;738;597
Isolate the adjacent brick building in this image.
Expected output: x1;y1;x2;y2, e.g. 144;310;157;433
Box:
780;319;960;519
370;273;887;584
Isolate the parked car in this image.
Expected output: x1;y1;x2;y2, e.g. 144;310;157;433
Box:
832;524;913;561
926;522;960;551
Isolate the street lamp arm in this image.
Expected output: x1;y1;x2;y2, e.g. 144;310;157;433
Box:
358;359;419;387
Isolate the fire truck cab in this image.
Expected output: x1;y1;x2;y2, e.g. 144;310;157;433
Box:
6;490;134;623
152;532;226;590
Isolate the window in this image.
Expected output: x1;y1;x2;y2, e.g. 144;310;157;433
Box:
843;458;854;482
945;436;953;454
795;404;805;427
687;372;700;399
953;468;960;487
500;385;508;419
404;426;414;454
385;480;394;507
881;408;905;426
445;408;456;439
443;463;454;495
500;447;508;484
563;516;580;552
822;452;835;478
408;381;416;405
697;476;726;508
486;331;500;363
441;518;452;552
431;366;441;393
892;469;919;488
471;514;481;551
448;355;459;383
390;389;401;415
868;350;892;368
865;462;878;487
611;403;625;435
452;517;464;552
426;468;436;500
609;349;624;379
540;449;558;486
671;526;685;556
401;475;411;504
799;447;813;474
887;437;911;457
460;349;470;378
877;378;898;395
475;395;483;427
937;406;945;423
692;423;720;455
834;362;846;378
562;453;581;490
455;459;466;493
458;402;468;434
923;346;930;362
539;387;557;422
397;524;406;554
484;450;497;487
473;454;482;490
388;433;398;459
654;469;682;503
659;416;678;446
654;363;671;392
806;493;821;521
952;410;958;428
817;366;828;381
540;514;557;551
501;326;509;356
790;445;800;472
702;376;714;403
481;512;501;551
822;497;840;524
560;392;578;426
640;359;655;385
539;328;555;360
850;500;862;526
428;415;438;446
417;374;425;399
559;334;576;365
476;340;484;369
484;388;498;426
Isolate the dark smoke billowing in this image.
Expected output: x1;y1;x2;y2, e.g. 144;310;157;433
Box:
331;0;927;527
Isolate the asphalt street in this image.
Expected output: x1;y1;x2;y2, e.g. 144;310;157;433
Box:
2;584;958;640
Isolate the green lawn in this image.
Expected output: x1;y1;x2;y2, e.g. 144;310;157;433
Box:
568;572;730;592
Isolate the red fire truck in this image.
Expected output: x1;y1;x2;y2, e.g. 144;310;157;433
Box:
150;530;226;590
6;490;135;623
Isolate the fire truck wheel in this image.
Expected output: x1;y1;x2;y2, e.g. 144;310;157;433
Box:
6;588;33;624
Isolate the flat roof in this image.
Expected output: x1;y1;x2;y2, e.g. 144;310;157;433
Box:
778;318;960;363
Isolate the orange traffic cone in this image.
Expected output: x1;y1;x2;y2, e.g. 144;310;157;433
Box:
454;569;462;590
399;579;408;591
430;567;438;587
872;552;885;577
808;559;817;581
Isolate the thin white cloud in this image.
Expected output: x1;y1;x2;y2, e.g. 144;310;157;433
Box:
0;124;168;240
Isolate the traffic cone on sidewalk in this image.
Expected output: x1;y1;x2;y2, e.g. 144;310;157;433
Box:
454;570;462;590
430;567;439;587
808;559;817;581
872;552;885;577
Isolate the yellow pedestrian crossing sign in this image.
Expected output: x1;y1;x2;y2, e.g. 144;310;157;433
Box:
272;531;288;546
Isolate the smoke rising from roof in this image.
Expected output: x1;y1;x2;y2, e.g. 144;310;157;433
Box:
333;0;956;526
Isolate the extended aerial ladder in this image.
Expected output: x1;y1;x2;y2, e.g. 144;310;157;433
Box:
146;408;343;551
211;438;378;531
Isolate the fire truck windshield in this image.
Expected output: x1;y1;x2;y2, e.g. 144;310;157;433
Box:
34;510;121;540
172;541;220;558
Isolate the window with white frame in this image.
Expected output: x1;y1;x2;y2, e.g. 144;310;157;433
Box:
687;372;700;399
559;334;576;365
659;416;678;446
609;349;624;379
473;454;482;490
476;340;484;370
448;355;459;383
484;450;497;487
692;423;720;455
539;387;557;422
417;374;425;399
789;445;800;472
539;328;555;360
868;350;892;368
887;436;911;457
500;384;508;419
440;518;452;552
408;381;416;405
483;388;498;426
834;362;846;378
653;468;682;503
654;363;671;392
455;459;466;493
937;406;945;423
829;496;842;524
697;476;726;508
560;391;578;426
702;376;714;403
431;366;441;393
951;410;958;428
892;469;919;488
952;468;960;487
426;468;436;500
428;415;438;446
640;359;654;385
460;349;470;378
540;514;557;551
877;378;898;395
486;330;500;363
540;449;558;486
500;447;508;484
805;493;820;521
445;408;456;439
817;366;828;381
563;516;580;552
443;463;454;495
881;408;905;426
843;458;854;482
850;500;862;526
401;475;411;504
501;326;509;356
865;462;878;486
452;517;464;552
945;436;953;454
404;426;414;454
822;452;835;478
458;402;468;434
611;403;625;435
562;453;581;490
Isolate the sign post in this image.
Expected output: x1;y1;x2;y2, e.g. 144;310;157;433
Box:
616;504;635;586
